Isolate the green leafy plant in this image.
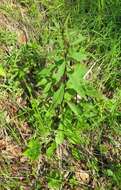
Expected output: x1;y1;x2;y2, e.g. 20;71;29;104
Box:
24;138;41;160
34;25;103;160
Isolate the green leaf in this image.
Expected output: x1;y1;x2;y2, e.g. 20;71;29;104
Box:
72;148;81;160
37;78;47;86
69;49;87;62
0;66;6;77
64;92;72;101
46;142;56;158
70;64;87;81
99;144;108;154
67;64;87;97
48;178;61;190
106;169;114;177
38;64;55;77
67;102;81;117
43;82;52;93
24;139;40;160
67;80;86;98
66;129;81;144
55;130;64;145
53;61;65;82
51;84;64;110
68;76;98;98
67;30;85;46
72;34;85;46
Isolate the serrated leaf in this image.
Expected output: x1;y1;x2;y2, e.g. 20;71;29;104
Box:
67;81;86;98
67;64;87;86
67;64;87;97
51;84;64;109
72;64;87;79
69;50;87;62
0;66;6;77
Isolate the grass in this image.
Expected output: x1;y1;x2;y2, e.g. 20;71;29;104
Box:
0;0;121;189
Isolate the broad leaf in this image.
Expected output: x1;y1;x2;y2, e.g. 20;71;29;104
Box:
67;64;87;97
69;49;87;62
24;139;40;161
38;64;55;77
46;142;56;158
43;82;52;93
53;61;65;82
37;78;47;86
71;63;87;80
51;84;64;109
67;102;81;117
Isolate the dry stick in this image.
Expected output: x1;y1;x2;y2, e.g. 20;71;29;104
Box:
76;61;97;102
19;6;29;43
75;57;104;102
83;61;97;80
83;55;106;80
12;118;27;145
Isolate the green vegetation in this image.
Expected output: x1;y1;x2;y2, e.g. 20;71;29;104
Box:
0;0;121;189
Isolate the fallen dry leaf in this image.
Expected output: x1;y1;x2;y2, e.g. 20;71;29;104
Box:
21;122;31;134
17;30;28;44
16;96;27;107
7;144;22;157
20;156;28;163
23;186;31;190
75;169;90;184
0;139;6;150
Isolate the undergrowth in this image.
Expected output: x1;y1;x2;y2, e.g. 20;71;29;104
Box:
0;0;121;190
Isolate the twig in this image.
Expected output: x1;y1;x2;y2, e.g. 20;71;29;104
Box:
83;61;97;80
